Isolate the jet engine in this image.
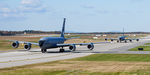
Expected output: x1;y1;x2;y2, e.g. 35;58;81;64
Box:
24;43;32;50
136;39;139;42
87;43;94;50
12;41;19;48
69;44;76;51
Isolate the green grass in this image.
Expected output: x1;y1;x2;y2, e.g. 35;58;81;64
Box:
1;54;150;75
145;43;150;45
71;54;150;62
129;46;150;51
129;43;150;51
0;40;15;50
1;69;150;75
0;40;39;51
1;69;66;75
1;67;150;75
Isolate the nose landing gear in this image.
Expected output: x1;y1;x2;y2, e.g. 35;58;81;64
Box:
41;49;47;53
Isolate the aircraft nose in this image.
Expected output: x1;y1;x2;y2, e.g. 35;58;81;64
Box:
39;40;45;48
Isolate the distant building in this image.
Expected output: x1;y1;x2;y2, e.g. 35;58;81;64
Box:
103;35;107;37
67;33;70;35
93;37;98;39
96;35;101;37
24;32;27;34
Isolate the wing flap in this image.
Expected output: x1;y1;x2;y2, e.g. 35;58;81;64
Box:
57;42;110;47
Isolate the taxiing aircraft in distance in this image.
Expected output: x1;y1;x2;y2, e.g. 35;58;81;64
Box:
105;29;139;43
11;18;109;53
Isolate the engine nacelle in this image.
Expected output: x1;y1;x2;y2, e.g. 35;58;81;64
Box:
69;44;76;51
12;41;19;48
87;43;94;50
24;43;32;50
136;39;139;42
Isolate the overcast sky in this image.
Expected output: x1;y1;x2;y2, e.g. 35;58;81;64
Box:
0;0;149;32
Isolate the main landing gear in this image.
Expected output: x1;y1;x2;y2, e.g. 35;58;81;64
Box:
129;40;132;42
117;40;120;43
41;49;47;53
59;47;65;52
41;47;65;53
125;40;127;43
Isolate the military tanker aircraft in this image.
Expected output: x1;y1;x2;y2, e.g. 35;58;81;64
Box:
11;18;109;53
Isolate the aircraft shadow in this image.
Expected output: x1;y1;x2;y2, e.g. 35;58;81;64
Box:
47;50;71;53
17;49;101;53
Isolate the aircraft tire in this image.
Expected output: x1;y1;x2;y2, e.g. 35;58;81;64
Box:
130;40;132;42
117;40;119;43
125;40;127;43
41;49;47;53
60;49;65;52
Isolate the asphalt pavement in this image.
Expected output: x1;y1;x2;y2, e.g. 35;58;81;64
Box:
0;36;150;68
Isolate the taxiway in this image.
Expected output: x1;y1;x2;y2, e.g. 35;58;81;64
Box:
0;36;150;68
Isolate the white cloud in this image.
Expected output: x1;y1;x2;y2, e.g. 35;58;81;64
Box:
0;6;20;16
21;0;41;7
19;5;47;13
0;0;48;21
1;8;11;13
0;6;25;21
96;10;110;14
20;0;48;13
21;0;39;4
81;5;95;9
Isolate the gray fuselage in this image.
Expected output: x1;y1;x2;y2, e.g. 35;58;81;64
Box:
119;36;127;41
39;37;66;49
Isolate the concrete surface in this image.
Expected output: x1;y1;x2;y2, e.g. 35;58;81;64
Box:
0;36;150;68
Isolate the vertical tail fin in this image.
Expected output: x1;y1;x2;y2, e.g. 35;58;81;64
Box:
123;28;124;36
61;18;66;38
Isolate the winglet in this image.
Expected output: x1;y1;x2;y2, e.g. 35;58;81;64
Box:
61;18;66;38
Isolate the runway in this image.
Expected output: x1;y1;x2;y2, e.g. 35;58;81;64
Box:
0;36;150;68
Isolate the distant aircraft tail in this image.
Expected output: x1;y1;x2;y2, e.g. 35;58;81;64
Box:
123;28;124;36
61;18;66;38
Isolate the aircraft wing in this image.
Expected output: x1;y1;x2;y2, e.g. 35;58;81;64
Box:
125;38;139;40
9;40;39;46
110;38;119;40
57;42;110;47
105;38;118;40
